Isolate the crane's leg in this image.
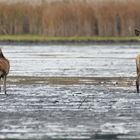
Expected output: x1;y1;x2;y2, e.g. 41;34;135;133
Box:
136;73;140;93
136;80;139;93
0;78;1;92
3;76;7;94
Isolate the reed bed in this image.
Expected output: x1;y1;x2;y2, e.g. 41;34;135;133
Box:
0;0;139;37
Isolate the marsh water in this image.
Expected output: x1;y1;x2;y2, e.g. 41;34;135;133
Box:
7;44;137;77
0;43;140;140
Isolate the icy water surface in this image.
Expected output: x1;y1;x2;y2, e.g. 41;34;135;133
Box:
0;44;139;140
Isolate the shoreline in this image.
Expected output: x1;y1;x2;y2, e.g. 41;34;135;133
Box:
0;35;140;45
0;40;140;45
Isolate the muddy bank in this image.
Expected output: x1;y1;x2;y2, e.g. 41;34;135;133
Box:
8;76;135;87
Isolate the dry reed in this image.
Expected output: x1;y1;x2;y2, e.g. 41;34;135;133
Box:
0;0;140;36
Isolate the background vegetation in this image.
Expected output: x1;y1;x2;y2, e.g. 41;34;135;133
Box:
0;0;139;37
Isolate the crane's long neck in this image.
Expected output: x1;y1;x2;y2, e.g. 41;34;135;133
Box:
0;49;4;58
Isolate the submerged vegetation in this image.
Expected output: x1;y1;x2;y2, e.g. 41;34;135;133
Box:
0;0;139;37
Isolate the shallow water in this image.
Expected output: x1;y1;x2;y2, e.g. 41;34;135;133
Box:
3;44;139;77
0;83;138;140
0;44;139;140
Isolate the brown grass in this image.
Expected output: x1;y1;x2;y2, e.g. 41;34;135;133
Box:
0;0;140;37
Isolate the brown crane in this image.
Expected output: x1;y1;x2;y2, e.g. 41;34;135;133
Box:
0;48;10;94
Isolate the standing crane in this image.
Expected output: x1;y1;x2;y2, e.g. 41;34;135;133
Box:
0;48;10;94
